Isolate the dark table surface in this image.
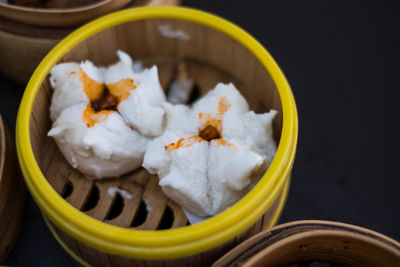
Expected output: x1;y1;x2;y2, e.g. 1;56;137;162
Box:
2;0;400;266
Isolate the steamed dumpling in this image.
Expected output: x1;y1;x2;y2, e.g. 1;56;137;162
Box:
49;61;104;122
48;104;148;178
104;50;166;137
47;50;167;179
143;83;277;217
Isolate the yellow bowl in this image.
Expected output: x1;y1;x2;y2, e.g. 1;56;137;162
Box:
16;6;298;265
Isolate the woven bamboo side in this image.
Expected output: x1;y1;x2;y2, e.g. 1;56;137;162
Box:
0;116;26;262
213;221;400;267
48;189;283;267
29;18;285;266
0;0;180;84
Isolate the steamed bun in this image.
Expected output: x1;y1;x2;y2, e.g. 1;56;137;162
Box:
47;50;167;179
49;61;104;122
143;83;277;217
48;104;148;178
104;51;166;137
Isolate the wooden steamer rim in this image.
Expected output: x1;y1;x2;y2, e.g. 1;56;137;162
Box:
16;6;298;259
0;0;132;27
213;220;400;267
0;0;179;84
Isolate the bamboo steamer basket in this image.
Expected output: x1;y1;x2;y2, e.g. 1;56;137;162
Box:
16;6;298;266
0;0;179;84
0;0;132;26
0;115;26;262
213;220;400;267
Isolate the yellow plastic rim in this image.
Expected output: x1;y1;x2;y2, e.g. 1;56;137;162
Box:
16;6;298;259
45;177;291;267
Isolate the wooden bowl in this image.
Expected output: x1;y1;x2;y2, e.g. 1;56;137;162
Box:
16;6;298;266
213;220;400;267
0;0;132;26
0;0;179;84
0;115;26;262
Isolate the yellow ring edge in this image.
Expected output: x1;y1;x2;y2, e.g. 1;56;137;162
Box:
16;6;298;259
45;178;291;266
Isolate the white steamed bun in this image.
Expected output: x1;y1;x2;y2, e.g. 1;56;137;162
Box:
104;50;166;137
49;61;104;122
143;83;277;217
47;50;167;179
48;104;148;178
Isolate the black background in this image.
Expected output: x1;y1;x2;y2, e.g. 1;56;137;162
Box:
3;1;400;266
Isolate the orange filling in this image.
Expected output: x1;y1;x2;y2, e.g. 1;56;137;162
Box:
107;78;137;103
166;96;236;151
199;125;220;141
198;96;232;135
213;138;236;148
78;68;104;102
165;135;236;152
77;70;137;127
165;136;205;152
218;96;231;114
82;104;114;128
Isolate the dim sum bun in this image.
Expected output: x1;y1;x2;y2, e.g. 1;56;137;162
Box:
105;51;166;137
143;83;277;217
49;61;104;122
48;104;148;179
47;50;167;179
